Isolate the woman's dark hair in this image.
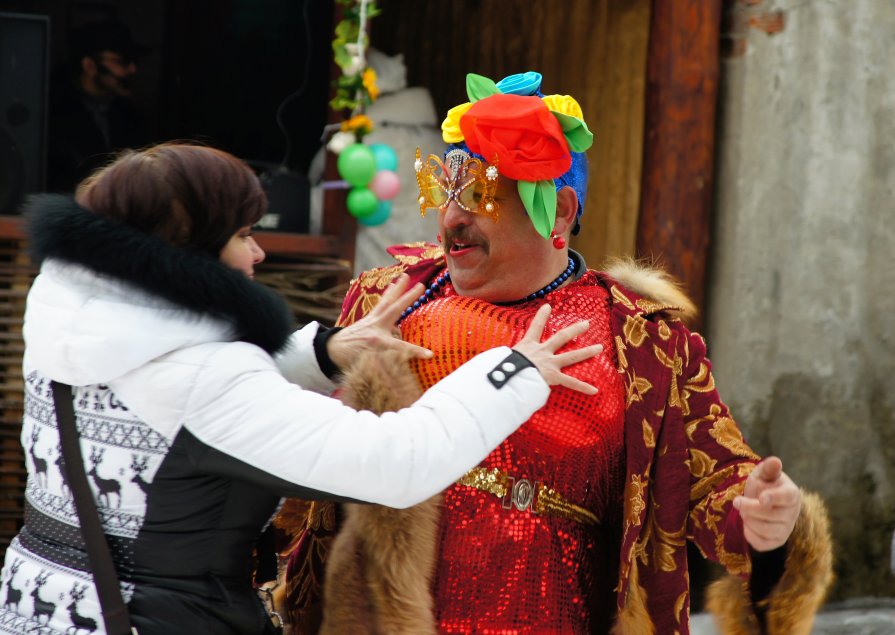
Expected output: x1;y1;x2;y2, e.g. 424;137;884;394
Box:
75;142;267;256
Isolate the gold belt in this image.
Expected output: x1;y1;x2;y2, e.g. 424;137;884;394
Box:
456;467;599;526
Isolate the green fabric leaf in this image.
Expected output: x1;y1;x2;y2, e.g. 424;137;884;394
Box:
466;74;501;103
333;44;352;69
334;20;357;42
552;112;594;153
518;180;557;239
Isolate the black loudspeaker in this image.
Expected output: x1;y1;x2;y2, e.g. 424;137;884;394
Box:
0;13;49;215
248;162;311;233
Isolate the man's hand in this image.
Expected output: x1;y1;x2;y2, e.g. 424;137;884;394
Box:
733;456;801;552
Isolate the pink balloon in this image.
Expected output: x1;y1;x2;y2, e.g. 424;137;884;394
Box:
369;170;401;201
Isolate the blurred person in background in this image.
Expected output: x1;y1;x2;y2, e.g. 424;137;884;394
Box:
47;19;152;192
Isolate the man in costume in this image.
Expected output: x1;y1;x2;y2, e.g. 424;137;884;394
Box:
278;72;833;634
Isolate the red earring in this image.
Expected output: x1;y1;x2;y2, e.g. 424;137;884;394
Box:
436;233;442;243
551;231;566;250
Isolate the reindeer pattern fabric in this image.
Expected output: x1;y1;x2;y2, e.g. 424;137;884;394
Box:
0;375;162;634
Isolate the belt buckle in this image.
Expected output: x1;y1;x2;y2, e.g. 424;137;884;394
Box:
502;476;539;513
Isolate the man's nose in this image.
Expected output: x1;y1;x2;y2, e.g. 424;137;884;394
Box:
441;201;471;229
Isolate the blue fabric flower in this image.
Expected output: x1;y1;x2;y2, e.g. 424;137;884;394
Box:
496;72;542;96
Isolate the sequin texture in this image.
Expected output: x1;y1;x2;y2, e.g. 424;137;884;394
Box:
400;271;626;633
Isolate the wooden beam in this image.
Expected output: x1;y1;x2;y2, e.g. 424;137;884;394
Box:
637;0;723;330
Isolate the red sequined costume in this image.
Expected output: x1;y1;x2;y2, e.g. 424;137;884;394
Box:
402;266;625;633
277;245;833;635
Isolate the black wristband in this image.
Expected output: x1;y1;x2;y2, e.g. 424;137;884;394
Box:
313;326;344;379
487;350;535;389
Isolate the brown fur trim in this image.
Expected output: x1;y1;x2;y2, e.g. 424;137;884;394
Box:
611;560;655;635
320;349;441;635
705;491;834;635
603;257;698;323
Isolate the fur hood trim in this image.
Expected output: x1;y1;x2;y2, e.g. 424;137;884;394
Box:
603;257;698;323
25;194;293;354
705;490;834;634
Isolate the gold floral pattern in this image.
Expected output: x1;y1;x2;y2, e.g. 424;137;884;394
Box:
689;466;735;503
611;284;636;311
624;473;647;528
615;335;629;372
687;448;718;479
636;298;681;315
623;314;649;347
709;418;761;460
642;418;656;449
626;371;653;406
674;590;688;625
658;319;672;341
392;243;444;266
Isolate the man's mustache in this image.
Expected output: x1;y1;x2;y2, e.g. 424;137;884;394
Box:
444;228;486;248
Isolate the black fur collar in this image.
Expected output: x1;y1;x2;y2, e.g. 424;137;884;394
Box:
25;194;294;354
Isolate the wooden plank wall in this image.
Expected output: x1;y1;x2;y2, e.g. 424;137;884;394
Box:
372;0;652;265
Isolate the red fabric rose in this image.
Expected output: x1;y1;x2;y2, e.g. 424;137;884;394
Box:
459;94;571;181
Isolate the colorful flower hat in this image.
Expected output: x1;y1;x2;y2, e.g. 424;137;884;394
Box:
440;72;593;239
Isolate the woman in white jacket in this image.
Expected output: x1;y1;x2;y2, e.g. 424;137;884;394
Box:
0;143;600;634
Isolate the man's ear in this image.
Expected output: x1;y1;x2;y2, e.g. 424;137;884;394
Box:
553;186;578;237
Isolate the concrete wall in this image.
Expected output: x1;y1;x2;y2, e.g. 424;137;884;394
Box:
708;0;895;598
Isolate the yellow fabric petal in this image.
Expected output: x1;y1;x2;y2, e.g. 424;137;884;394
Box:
542;94;584;120
441;102;473;143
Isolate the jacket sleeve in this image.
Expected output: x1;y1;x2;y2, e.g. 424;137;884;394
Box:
681;329;834;635
273;321;338;394
681;328;760;574
181;343;548;508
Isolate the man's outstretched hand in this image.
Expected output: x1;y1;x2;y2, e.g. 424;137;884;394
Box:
733;456;801;552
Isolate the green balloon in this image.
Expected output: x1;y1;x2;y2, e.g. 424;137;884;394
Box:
338;144;377;186
346;187;378;218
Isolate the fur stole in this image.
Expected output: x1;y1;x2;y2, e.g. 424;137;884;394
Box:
319;349;438;635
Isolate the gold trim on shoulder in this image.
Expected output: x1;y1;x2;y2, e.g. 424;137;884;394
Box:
392;243;444;266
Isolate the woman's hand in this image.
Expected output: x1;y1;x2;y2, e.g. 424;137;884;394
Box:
513;304;603;395
327;273;433;371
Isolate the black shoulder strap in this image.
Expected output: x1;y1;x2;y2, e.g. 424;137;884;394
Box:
51;381;137;635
